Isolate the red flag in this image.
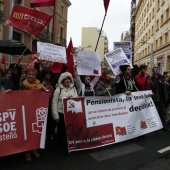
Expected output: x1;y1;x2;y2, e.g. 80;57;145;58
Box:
30;0;55;8
103;0;110;15
66;38;74;77
50;62;63;73
5;5;53;37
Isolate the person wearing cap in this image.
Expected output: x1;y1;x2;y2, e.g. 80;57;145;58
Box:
115;65;137;95
95;69;116;96
134;65;151;91
150;67;170;130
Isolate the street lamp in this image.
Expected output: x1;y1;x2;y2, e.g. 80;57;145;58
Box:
140;41;153;74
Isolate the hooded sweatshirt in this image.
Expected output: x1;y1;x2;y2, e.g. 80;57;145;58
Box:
52;72;77;120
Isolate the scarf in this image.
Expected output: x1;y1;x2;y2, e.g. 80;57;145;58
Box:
23;79;44;90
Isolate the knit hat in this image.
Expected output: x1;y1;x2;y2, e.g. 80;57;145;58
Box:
119;65;130;73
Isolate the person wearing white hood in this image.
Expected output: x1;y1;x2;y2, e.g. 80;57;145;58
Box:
52;72;77;152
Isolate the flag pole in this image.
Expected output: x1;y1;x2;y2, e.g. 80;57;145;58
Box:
95;14;106;52
52;0;56;43
14;37;34;67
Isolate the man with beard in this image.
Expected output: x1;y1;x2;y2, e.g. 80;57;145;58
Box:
115;65;137;95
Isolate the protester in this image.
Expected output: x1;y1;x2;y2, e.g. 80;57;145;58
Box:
95;69;116;96
75;65;100;96
52;72;77;152
19;67;28;84
0;69;5;91
40;68;55;147
135;64;151;91
115;65;138;94
19;68;46;161
150;67;170;130
1;68;16;90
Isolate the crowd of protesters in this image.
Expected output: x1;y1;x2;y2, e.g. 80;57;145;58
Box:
0;59;170;161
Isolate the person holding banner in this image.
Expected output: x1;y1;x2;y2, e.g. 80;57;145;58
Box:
75;65;100;96
52;72;77;152
115;65;138;95
19;68;46;161
95;69;116;96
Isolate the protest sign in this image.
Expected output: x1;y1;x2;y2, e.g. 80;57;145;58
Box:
104;48;132;76
0;90;49;157
113;41;132;64
5;5;52;37
37;42;67;63
63;90;163;152
77;50;101;76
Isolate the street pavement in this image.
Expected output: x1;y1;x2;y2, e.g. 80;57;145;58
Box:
1;129;170;170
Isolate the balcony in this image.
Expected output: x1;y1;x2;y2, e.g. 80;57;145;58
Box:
38;29;53;42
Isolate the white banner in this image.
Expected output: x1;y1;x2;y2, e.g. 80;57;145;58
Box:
37;42;67;63
113;41;132;64
63;90;163;152
104;48;132;76
77;50;101;76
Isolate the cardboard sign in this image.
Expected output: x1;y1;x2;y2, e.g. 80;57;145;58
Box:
77;50;101;76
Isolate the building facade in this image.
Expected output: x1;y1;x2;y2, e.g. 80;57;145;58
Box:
121;31;131;41
130;0;136;61
0;0;71;65
81;27;109;62
134;0;170;74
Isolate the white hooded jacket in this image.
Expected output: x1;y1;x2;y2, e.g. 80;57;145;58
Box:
52;72;77;120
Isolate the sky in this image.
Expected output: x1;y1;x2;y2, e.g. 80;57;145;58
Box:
67;0;131;51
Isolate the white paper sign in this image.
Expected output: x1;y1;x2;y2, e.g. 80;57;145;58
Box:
77;50;101;76
113;41;132;64
104;48;132;76
37;42;67;63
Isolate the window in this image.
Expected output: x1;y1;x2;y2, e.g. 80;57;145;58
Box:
61;5;64;17
60;27;63;42
157;0;160;11
14;0;22;4
160;36;162;47
156;19;159;30
160;14;163;26
165;8;169;22
165;32;168;44
13;31;21;41
32;39;38;52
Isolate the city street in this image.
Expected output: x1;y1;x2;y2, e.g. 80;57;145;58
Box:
1;129;170;170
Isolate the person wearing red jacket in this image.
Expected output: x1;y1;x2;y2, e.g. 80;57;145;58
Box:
135;65;151;91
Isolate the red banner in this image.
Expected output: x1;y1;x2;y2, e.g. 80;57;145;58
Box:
0;90;49;157
5;5;53;37
30;0;55;8
63;97;115;152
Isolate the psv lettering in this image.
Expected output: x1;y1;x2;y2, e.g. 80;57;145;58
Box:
13;12;24;19
0;111;17;133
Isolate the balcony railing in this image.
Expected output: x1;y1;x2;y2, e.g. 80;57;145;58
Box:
38;29;53;41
